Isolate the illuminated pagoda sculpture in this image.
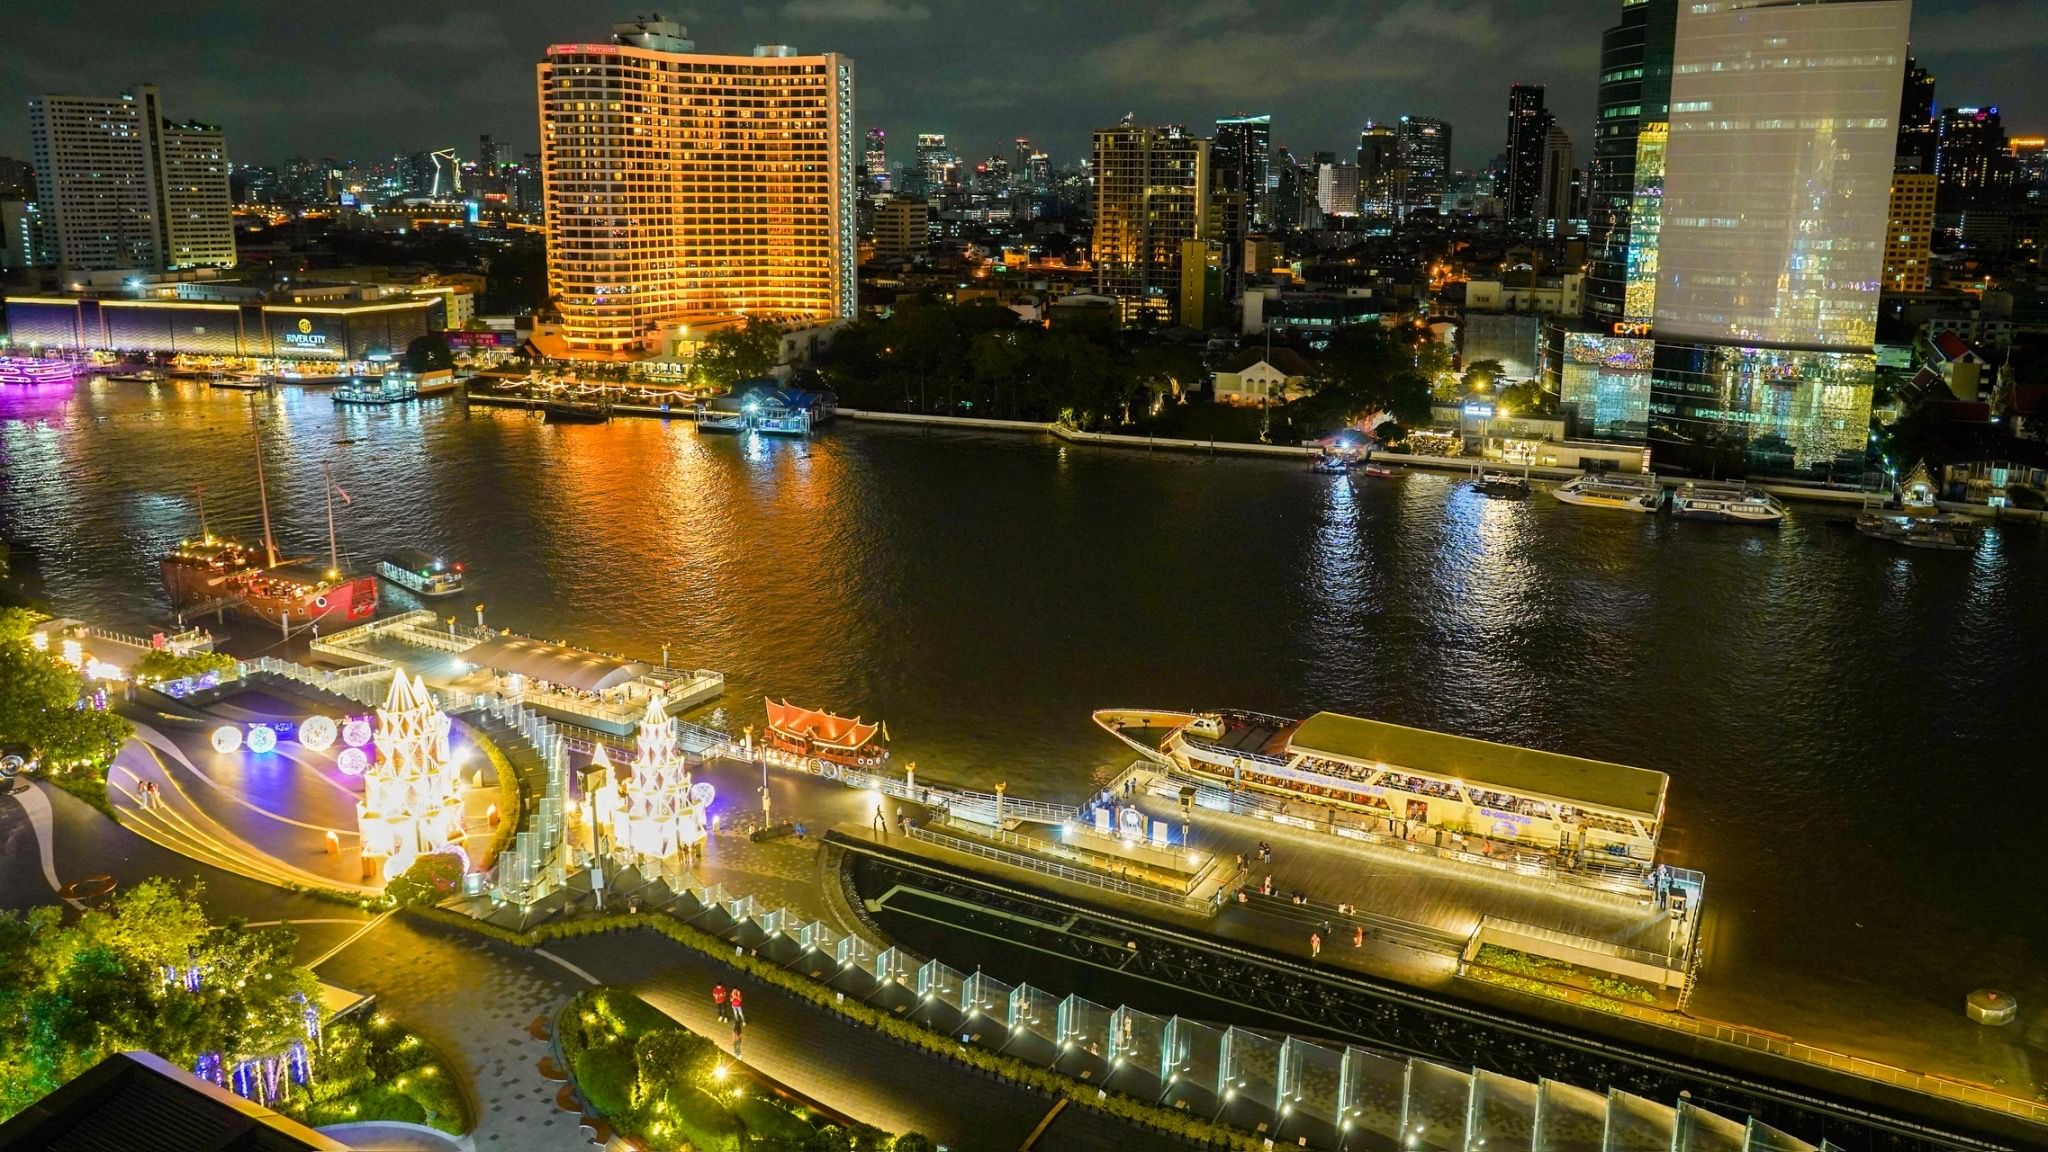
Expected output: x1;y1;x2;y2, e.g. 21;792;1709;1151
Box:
594;695;709;879
355;673;465;884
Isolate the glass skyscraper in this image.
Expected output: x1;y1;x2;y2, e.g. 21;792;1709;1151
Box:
1646;0;1909;477
1213;115;1271;229
1583;0;1676;328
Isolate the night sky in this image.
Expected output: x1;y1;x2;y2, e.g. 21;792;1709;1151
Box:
2;0;2040;174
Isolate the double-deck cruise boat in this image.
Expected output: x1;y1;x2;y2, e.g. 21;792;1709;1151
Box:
1094;707;1667;872
1669;481;1786;525
1552;471;1662;512
377;548;464;597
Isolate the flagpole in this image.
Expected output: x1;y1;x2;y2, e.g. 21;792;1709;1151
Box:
323;462;339;576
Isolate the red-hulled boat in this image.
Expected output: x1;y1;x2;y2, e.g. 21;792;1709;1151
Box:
762;699;889;769
160;447;378;629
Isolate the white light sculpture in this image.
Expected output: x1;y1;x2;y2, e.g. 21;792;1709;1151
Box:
246;726;277;754
298;715;337;752
212;726;243;754
593;695;709;877
354;674;465;885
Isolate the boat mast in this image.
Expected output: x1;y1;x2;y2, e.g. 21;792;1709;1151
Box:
254;432;278;568
322;462;339;576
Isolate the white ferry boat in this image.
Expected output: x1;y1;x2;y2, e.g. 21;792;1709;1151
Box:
377;548;465;597
1669;481;1786;525
1552;472;1661;512
1094;708;1667;873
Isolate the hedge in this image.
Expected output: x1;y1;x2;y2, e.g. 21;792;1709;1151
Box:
410;906;1262;1150
456;719;525;871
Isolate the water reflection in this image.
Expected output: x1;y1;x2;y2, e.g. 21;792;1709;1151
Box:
2;383;2045;1064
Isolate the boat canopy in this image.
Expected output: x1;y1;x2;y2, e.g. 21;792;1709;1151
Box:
1286;712;1667;819
465;634;648;693
383;547;448;574
764;698;882;752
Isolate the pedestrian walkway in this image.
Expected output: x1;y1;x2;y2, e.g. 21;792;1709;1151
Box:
542;927;1167;1151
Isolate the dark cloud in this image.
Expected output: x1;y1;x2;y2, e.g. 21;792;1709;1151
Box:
0;0;2030;173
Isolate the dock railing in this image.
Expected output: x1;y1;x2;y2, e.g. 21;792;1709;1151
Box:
907;823;1210;913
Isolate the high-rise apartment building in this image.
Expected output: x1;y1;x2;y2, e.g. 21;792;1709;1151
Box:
1584;0;1678;327
1092;119;1210;324
872;197;927;263
1213;115;1271;228
1504;84;1552;224
1317;163;1361;218
1357;123;1400;219
1935;107;2017;213
28;85;235;274
1396;116;1451;220
1884;172;1937;293
1648;0;1909;476
1897;58;1937;171
537;16;855;359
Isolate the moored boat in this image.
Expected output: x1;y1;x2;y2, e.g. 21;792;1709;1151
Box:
1093;707;1667;875
1670;481;1786;525
1359;463;1399;479
543;398;610;424
1854;462;1980;552
208;374;269;391
1552;471;1661;512
762;699;889;770
378;548;464;597
1473;471;1530;499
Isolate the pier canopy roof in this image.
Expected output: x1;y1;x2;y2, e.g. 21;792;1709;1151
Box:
764;698;882;752
465;634;648;693
1287;712;1667;819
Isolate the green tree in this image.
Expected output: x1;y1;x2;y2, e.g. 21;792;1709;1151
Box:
405;332;455;374
131;648;237;684
1461;358;1506;395
695;317;783;390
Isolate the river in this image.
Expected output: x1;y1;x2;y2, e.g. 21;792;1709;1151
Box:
2;377;2040;1083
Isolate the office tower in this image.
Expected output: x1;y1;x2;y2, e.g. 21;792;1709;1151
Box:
1649;0;1910;476
1396;116;1451;220
1935;107;2017;213
1357;123;1400;219
1897;58;1937;171
872;198;927;263
1270;148;1301;231
915;134;955;203
1012;137;1033;194
478;134;499;184
1027;151;1051;192
514;154;543;215
27;84;234;274
2014;135;2048;200
1884;172;1937;292
1586;0;1679;327
1213;115;1271;228
1504;84;1552;225
1178;238;1223;330
1537;123;1575;231
864;128;887;192
1092;119;1211;324
538;16;856;358
1317;163;1360;218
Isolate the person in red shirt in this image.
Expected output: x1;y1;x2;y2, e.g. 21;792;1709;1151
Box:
713;984;728;1021
728;987;745;1025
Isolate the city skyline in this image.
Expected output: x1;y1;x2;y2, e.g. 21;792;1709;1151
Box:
0;0;2039;173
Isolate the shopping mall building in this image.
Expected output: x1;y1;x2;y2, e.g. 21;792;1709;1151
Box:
4;277;446;377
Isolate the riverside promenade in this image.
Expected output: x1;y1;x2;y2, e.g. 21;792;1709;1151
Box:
72;622;2048;1150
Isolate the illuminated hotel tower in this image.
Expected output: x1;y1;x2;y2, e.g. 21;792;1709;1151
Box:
537;16;855;359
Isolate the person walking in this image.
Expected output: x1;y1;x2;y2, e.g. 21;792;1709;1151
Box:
729;986;745;1026
732;1017;744;1058
713;984;728;1022
873;805;885;835
1354;925;1365;949
1310;931;1322;958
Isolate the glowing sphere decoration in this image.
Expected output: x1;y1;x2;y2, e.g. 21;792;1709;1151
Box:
246;726;277;755
298;715;337;752
336;748;370;777
341;717;374;749
689;781;716;809
211;726;243;754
